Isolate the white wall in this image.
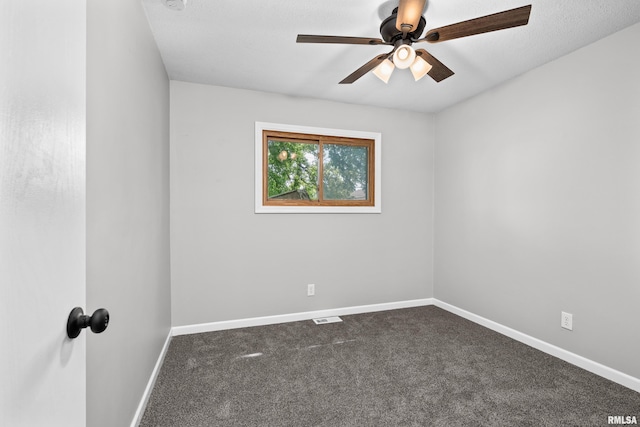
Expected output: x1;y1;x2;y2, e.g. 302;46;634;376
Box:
435;22;640;379
86;0;171;426
170;82;434;327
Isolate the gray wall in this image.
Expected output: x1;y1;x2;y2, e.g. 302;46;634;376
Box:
170;82;434;327
86;0;171;426
434;22;640;379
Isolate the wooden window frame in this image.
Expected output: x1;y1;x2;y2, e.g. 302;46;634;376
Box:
255;122;381;214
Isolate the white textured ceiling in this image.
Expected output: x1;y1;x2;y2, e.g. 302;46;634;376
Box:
142;0;640;113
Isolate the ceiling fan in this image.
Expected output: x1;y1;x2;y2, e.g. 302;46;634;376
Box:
296;0;532;84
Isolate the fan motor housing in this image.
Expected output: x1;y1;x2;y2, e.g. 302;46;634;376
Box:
380;9;426;43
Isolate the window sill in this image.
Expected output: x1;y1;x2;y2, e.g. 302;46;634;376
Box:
255;205;382;214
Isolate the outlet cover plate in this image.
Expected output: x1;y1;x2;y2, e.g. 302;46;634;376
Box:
561;311;573;330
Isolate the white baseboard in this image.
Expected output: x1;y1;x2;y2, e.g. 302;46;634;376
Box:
130;330;173;427
433;299;640;393
171;298;434;336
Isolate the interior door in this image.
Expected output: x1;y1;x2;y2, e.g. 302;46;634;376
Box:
0;1;87;426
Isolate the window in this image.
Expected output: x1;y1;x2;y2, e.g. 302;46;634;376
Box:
265;133;372;204
255;122;381;213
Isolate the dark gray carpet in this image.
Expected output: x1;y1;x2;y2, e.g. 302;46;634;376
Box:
140;306;639;426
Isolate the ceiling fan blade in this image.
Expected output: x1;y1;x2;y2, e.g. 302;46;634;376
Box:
415;49;454;82
339;53;392;84
396;0;427;33
296;35;389;45
423;5;532;43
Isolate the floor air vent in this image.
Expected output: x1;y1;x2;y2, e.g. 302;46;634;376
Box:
312;316;343;325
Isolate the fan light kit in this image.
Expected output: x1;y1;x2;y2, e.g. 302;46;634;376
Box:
372;45;433;83
408;53;432;81
393;45;416;69
297;0;532;85
372;59;394;84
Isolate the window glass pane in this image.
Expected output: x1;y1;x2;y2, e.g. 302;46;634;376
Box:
267;140;319;200
322;143;368;200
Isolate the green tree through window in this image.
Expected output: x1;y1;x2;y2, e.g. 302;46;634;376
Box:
267;140;319;200
323;143;368;200
262;130;375;207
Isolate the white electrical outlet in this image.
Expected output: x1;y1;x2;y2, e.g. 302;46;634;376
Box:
307;284;315;297
561;311;573;330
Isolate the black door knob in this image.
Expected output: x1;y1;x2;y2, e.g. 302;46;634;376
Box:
67;307;110;339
